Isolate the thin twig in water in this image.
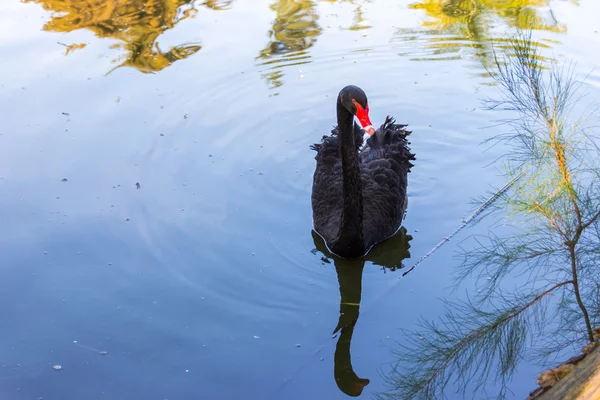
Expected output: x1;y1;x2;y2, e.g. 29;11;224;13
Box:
402;171;524;277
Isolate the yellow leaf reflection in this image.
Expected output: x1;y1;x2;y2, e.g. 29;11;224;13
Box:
256;0;322;92
396;0;574;69
321;0;372;31
58;42;87;55
256;0;368;92
202;0;235;10
346;5;371;31
23;0;230;74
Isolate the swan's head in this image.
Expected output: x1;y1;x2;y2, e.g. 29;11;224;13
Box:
339;85;375;135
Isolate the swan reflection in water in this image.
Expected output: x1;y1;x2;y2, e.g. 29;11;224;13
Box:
311;226;412;397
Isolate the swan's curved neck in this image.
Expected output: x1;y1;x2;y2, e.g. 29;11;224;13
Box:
334;98;364;257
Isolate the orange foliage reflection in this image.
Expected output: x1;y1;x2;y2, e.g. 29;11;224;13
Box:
24;0;233;73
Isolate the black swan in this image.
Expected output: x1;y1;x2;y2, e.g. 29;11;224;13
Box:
310;85;415;258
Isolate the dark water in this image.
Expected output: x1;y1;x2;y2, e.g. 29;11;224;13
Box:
1;0;599;399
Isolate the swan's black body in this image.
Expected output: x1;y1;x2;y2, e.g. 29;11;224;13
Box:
311;86;415;258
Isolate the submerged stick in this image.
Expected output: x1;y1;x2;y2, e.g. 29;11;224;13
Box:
402;171;524;277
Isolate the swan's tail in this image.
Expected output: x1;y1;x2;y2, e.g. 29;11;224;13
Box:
379;115;411;138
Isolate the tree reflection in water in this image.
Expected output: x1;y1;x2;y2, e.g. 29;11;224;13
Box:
394;0;572;69
22;0;573;82
255;0;571;90
256;0;368;93
256;0;322;92
23;0;234;73
311;226;412;397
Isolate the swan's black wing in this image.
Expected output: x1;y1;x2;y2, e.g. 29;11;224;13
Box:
359;116;415;250
310;123;365;243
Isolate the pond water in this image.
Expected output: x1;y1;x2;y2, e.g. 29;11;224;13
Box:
1;0;599;399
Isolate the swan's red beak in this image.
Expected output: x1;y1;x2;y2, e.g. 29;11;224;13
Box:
353;100;375;135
